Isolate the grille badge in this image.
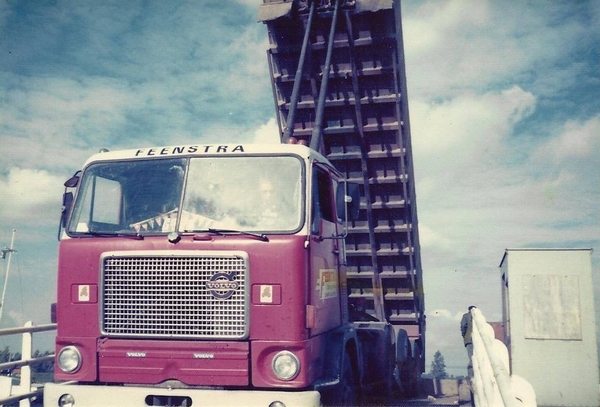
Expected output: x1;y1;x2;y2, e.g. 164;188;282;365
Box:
206;272;239;299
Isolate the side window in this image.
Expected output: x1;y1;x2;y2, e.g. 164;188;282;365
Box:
311;166;335;234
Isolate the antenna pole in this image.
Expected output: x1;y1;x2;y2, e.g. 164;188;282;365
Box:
0;229;17;323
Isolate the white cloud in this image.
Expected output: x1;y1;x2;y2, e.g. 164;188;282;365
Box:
410;86;538;236
418;222;454;253
410;86;536;160
0;168;64;222
404;0;597;102
412;92;597;275
0;74;144;170
251;117;280;144
534;115;600;164
404;0;521;98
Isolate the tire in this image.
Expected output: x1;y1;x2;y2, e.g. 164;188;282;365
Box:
399;357;418;399
322;351;357;407
395;329;419;399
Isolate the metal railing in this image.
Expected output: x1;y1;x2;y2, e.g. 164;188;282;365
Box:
0;321;56;407
470;308;537;407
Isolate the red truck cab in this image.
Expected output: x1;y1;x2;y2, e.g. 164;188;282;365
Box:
46;143;363;407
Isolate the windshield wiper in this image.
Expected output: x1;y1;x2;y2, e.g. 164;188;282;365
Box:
186;228;269;242
87;231;144;240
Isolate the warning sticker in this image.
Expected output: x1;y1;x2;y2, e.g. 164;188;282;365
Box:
260;285;273;303
318;269;338;300
78;285;90;302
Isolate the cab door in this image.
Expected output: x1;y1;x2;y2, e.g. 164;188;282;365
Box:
308;164;344;335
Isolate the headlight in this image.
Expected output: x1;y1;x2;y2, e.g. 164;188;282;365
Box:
272;351;300;381
57;346;82;373
58;394;75;407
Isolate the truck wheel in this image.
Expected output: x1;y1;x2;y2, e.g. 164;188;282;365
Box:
322;352;357;406
400;357;418;398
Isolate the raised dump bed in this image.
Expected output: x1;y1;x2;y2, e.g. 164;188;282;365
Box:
260;0;425;370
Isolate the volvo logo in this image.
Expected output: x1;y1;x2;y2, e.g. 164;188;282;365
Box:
193;353;215;359
206;272;239;299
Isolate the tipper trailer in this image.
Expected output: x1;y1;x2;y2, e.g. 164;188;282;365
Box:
45;1;425;406
259;0;425;366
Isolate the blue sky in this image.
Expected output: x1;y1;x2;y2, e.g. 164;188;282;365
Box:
1;0;599;376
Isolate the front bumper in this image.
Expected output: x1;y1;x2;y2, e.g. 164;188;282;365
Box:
44;382;321;407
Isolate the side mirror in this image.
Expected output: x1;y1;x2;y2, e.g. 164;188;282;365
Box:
57;171;81;240
346;182;361;220
337;182;361;222
61;192;74;229
64;171;81;188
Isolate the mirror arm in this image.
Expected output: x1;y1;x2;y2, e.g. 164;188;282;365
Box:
319;232;347;240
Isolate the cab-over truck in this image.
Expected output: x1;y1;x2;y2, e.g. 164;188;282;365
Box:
45;1;425;406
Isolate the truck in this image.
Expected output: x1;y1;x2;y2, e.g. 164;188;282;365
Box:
44;1;425;406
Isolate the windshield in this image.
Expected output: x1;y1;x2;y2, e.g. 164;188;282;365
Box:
68;155;303;235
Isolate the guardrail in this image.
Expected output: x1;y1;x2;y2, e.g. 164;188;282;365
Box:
470;308;537;407
0;321;56;407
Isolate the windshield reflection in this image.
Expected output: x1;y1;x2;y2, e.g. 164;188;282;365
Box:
181;156;301;232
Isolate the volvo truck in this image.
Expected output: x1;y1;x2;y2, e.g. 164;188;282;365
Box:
45;1;425;406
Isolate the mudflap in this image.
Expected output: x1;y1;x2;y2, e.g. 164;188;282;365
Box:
313;324;362;406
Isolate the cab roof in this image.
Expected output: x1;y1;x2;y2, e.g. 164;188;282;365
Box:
83;143;329;167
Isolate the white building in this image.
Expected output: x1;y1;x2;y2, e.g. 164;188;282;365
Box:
500;248;599;407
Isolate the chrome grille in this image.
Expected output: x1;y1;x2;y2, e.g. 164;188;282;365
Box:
101;251;248;339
